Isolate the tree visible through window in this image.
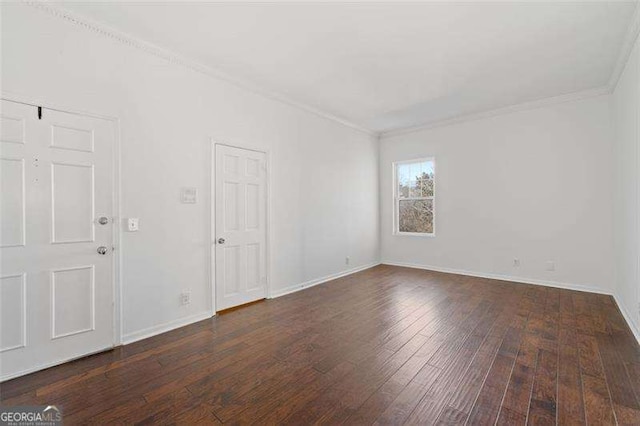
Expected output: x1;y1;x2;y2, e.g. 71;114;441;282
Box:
394;159;435;235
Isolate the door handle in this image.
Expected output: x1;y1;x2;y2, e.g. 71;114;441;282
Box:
217;238;225;244
97;216;109;225
97;246;109;255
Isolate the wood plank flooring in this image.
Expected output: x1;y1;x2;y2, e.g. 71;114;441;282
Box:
1;265;639;425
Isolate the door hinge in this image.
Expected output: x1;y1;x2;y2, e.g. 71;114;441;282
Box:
37;106;42;120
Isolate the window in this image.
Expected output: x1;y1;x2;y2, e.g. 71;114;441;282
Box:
394;158;435;235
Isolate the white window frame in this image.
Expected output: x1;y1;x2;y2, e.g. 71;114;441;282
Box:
393;157;436;237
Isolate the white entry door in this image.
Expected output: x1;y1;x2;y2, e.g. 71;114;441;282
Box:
215;144;267;311
0;100;115;381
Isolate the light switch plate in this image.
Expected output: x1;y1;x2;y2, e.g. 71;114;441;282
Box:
127;218;139;232
181;187;197;204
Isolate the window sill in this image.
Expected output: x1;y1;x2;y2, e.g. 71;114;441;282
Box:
393;232;436;238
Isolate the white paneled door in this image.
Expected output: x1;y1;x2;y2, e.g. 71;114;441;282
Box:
0;100;115;381
215;145;267;311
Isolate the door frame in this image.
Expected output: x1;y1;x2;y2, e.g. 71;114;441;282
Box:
210;139;271;315
1;92;123;347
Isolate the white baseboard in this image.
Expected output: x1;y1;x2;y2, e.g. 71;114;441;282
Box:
4;261;637;382
613;293;640;345
121;310;214;345
1;345;113;382
113;262;640;349
2;310;215;381
382;261;611;295
269;262;381;298
121;264;381;345
122;263;380;345
383;260;640;346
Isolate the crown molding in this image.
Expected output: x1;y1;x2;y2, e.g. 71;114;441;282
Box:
608;1;640;91
23;1;638;140
379;85;611;139
24;1;377;137
381;2;640;140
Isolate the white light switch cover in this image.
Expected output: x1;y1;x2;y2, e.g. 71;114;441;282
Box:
181;187;197;204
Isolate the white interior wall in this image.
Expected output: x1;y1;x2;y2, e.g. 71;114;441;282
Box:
379;96;615;295
0;4;380;342
613;31;640;339
3;2;639;347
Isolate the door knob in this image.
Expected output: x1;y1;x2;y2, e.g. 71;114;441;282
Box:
97;246;108;255
217;238;225;244
97;216;109;225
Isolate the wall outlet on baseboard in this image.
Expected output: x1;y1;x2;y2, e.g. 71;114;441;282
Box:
546;261;555;272
513;258;520;267
180;291;191;306
345;256;350;265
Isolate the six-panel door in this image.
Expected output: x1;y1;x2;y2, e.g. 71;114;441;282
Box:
0;100;115;381
215;144;267;311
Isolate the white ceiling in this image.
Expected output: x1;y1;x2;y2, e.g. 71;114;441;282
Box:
59;1;638;134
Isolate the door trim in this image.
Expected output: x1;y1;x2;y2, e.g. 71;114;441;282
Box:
1;92;122;348
210;139;271;315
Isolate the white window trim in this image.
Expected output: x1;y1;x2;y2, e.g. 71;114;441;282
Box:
392;157;436;237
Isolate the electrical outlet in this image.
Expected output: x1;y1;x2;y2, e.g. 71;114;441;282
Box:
546;261;555;272
345;256;350;265
180;291;191;306
513;258;520;267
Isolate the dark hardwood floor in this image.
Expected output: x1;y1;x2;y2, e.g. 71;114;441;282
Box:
1;265;639;425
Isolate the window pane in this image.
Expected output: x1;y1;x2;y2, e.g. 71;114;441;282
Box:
399;199;433;233
417;175;434;197
408;180;421;198
397;163;411;184
397;160;434;198
397;163;411;198
409;162;421;183
399;181;409;198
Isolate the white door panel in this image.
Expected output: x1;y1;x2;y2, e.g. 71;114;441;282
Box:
215;145;267;311
0;157;25;247
0;100;115;381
